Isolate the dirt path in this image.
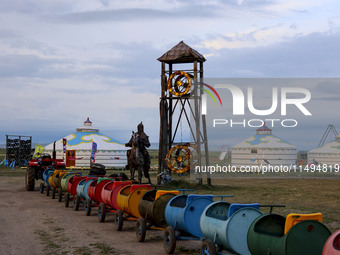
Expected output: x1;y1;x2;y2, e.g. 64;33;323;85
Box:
0;177;199;255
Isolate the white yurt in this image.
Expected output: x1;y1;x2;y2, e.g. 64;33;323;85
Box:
45;118;127;168
232;124;297;169
307;135;340;166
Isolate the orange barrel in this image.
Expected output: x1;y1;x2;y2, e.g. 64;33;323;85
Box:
116;184;152;218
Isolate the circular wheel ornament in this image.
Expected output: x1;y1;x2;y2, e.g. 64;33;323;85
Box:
167;71;192;96
165;145;192;174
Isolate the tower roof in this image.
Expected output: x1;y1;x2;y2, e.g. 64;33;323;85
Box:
158;41;206;63
76;117;99;133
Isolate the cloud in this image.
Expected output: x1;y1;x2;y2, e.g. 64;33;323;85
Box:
47;6;219;24
203;31;340;77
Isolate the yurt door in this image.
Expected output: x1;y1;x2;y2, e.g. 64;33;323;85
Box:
66;150;76;167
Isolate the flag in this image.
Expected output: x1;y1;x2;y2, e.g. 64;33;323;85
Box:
91;142;97;162
33;144;44;159
63;138;67;153
264;159;270;164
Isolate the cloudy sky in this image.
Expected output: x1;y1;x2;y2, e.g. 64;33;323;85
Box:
1;0;340;150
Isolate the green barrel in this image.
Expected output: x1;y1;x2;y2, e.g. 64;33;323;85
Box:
138;190;177;228
247;214;331;255
61;173;79;192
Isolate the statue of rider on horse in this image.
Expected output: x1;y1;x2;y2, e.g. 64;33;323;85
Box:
125;122;151;184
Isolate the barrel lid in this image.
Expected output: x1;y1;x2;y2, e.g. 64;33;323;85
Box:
130;184;152;193
187;194;213;205
155;190;180;200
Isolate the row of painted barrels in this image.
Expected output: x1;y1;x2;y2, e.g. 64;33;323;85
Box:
42;169;340;255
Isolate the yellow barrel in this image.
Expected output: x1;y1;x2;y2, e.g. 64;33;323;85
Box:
116;184;151;218
55;171;68;188
48;170;67;188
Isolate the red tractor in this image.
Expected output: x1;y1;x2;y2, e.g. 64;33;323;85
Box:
25;142;66;191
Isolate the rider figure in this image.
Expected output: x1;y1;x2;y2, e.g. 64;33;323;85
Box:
125;122;151;179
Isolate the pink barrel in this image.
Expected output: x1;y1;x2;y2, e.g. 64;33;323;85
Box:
323;229;340;255
93;179;115;203
101;181;115;207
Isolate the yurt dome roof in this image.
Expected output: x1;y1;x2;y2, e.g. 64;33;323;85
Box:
308;135;340;154
45;118;126;151
233;124;296;150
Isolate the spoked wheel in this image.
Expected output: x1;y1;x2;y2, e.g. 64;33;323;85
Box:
163;226;176;254
40;183;44;194
73;195;80;211
58;189;63;202
98;203;106;223
85;199;92;216
114;210;123;231
51;187;56;199
136;218;146;242
64;192;70;207
200;239;216;255
46;186;50;196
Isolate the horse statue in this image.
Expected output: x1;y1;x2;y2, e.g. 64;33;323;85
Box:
126;131;151;184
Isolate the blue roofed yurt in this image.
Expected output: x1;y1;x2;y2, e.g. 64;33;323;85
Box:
44;118;127;168
232;124;297;169
307;135;340;166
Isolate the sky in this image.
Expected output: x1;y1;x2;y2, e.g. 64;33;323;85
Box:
1;0;340;150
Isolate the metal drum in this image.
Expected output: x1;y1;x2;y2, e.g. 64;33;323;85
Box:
323;229;340;255
116;184;152;218
247;213;331;255
93;178;116;203
76;177;96;201
68;176;86;196
42;169;54;185
83;177;97;200
138;190;179;228
165;194;213;238
61;173;80;192
49;170;64;187
109;181;133;209
200;202;262;255
99;180;131;208
54;171;67;188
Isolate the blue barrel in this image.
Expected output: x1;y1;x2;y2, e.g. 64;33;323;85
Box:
165;194;213;238
200;202;262;255
76;179;87;200
43;169;54;186
83;178;96;200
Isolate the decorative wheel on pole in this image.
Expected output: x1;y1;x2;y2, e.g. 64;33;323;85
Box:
165;144;197;174
167;71;192;96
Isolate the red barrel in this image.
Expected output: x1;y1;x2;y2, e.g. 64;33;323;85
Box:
93;179;115;203
110;181;132;209
88;180;98;201
70;176;86;196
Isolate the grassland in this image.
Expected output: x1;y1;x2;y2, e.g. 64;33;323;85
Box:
1;148;339;232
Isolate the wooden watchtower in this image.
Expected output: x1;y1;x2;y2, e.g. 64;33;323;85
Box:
157;41;211;185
